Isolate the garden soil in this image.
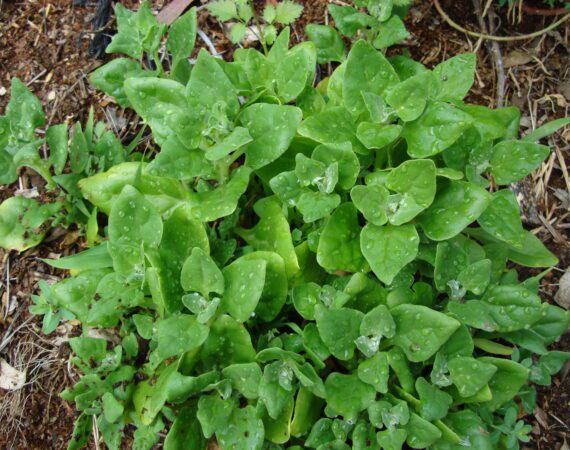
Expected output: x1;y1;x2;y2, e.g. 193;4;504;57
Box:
0;0;568;448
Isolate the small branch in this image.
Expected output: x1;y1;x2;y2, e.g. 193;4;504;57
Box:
433;0;570;42
197;29;221;58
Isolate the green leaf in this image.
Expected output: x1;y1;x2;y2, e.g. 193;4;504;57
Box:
477;189;524;248
357;123;402;149
315;304;364;360
447;284;547;333
490;140;550;185
415;377;452;421
317;203;368;273
448;357;497;398
181;248;224;297
89;58;152;108
522;117;570;142
46;124;68;175
68;413;92;450
479;357;529;411
164;404;206;450
229;22;247;44
222;363;262;399
222;257;267;322
259;361;295;419
292;282;321;320
313;143;360;191
201;315;256;367
276;42;316;103
358;352;390;392
297;191;341;223
457;259;491;295
106;2;166;59
343;40;399;118
108;185;162;276
0;197;58;251
328;5;375;37
368;0;393;21
147;136;213;181
432;53;476;101
187;49;240;120
240;103;303;169
190;166;252;222
239;251;288;321
218;405;265;450
385;72;432;122
361;304;396;339
274;1;304;24
102;392;124;423
417;181;491;241
299;107;367;154
306;25;346;63
206;127;252;161
207;0;238;20
70;123;88;174
237;197;300;278
167;7;197;64
152;314;209;364
325;373;376;421
125;77;197;148
385;159;437;225
351;184;389;226
376;428;407;450
405;413;442;448
403;102;473;158
361;223;419;285
372;15;410;49
389;304;460;362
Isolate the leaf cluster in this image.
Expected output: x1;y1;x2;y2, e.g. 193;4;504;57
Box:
1;1;569;450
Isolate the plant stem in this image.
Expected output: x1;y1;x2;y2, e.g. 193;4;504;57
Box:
249;0;269;55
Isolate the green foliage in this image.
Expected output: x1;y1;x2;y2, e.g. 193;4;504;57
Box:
0;1;567;449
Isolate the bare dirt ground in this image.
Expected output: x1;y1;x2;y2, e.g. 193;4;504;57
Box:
0;0;568;448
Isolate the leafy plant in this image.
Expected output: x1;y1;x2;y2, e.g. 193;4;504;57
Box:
1;1;569;449
0;80;142;250
207;0;304;49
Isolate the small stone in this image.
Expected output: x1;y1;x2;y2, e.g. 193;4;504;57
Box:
554;270;570;309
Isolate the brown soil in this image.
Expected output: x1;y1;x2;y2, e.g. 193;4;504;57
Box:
0;0;568;449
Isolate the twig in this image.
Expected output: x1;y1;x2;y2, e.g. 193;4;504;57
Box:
487;7;506;107
197;29;221;58
433;0;570;42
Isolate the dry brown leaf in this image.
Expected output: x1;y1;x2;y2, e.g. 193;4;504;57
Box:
0;358;26;391
503;50;533;68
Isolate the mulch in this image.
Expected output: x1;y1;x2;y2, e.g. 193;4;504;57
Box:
0;0;568;448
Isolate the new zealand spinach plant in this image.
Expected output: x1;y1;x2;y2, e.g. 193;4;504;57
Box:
2;0;569;449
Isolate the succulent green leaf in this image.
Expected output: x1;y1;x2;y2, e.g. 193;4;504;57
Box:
415;377;452;421
343;40;399;118
358;352;390;393
181;248;224;297
221;257;267;322
478;190;525;248
361;223;419;285
240;104;303;169
351;184;390;226
417;181;491;241
385;159;436;224
403;102;473;158
315;304;364;360
324;373;376;422
298;107;367;155
317;203;368;273
389;304;461;362
432;53;477;102
356;123;402;149
306;24;346;63
448;356;497;398
490;140;550;185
